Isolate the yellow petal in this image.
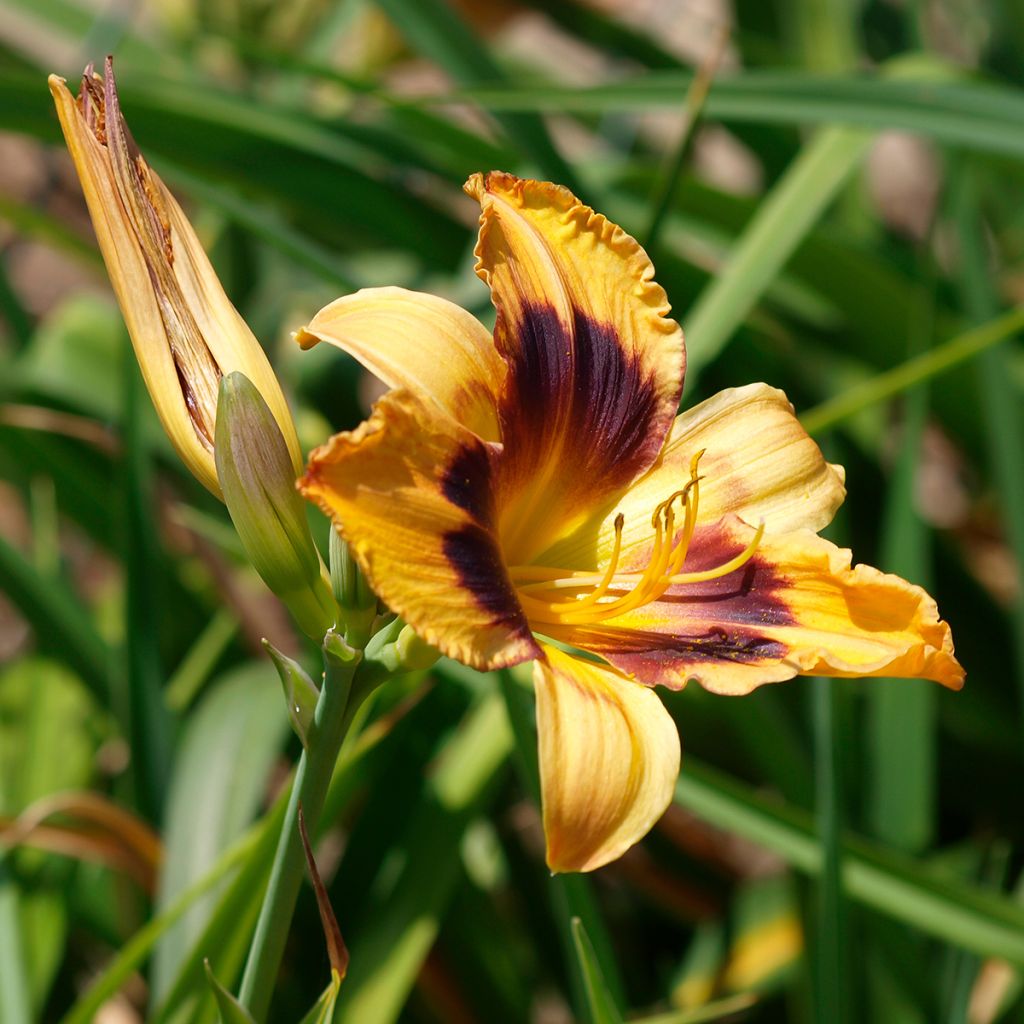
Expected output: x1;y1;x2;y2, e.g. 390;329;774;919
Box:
555;518;963;694
49;63;300;496
294;286;504;441
544;383;846;569
300;389;539;669
465;172;685;564
534;644;681;873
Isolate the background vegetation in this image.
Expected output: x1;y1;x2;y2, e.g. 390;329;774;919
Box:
1;0;1024;1021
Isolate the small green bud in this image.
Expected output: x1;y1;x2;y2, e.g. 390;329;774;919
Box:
263;639;319;748
215;372;336;640
323;630;361;668
329;528;378;649
393;624;440;671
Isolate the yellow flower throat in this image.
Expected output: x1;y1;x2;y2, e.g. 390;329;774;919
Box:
508;451;765;627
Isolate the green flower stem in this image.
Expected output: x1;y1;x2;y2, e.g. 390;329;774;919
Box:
237;620;404;1021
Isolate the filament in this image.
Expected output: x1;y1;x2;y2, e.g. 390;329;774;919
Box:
511;450;764;627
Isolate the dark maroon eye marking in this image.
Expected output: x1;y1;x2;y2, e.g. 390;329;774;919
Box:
440;441;534;642
497;302;675;497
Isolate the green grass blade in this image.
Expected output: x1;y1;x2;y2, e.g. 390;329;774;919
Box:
800;307;1024;435
204;961;256;1024
59;830;261;1024
159;163;360;294
813;680;848;1024
0;533;110;705
372;0;581;193
631;993;759;1023
333;691;512;1024
444;62;1024;161
0;857;31;1024
499;668;627;1016
643;31;726;252
164;608;239;712
571;918;625;1024
152;664;288;1004
681;124;872;386
953;165;1024;711
121;351;172;820
0;67;468;267
675;761;1024;963
860;270;937;1019
866;274;937;852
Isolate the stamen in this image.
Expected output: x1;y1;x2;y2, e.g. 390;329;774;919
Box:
665;520;765;585
571;513;624;609
510;449;764;627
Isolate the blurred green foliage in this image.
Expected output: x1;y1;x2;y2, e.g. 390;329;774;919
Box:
1;0;1024;1021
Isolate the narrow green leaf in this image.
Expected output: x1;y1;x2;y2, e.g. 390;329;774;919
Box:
443;62;1024;163
0;533;110;705
682;124;871;385
263;641;319;749
2;66;467;265
297;973;341;1024
644;28;727;252
861;264;937;1022
813;680;848;1024
165;609;239;712
570;918;625;1024
204;961;255;1024
333;691;512;1024
121;347;172;820
800;307;1024;436
632;993;758;1023
372;0;581;192
236;636;363;1022
675;761;1024;964
498;668;627;1015
153;800;285;1024
60;829;260;1024
0;856;31;1024
866;272;937;852
154;688;396;1022
151;665;288;1004
159;163;359;293
953;164;1024;713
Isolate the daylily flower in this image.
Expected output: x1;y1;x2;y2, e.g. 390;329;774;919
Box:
298;172;964;873
49;59;300;496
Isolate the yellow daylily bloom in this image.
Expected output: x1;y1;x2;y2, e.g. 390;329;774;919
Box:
49;59;301;496
299;171;964;873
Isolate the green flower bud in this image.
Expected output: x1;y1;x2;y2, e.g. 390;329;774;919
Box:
262;640;319;748
329;527;378;649
215;372;336;640
393;624;440;671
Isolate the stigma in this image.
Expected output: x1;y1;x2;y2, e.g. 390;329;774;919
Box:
510;451;765;627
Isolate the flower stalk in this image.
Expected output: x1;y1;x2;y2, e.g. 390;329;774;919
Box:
237;631;361;1021
237;615;431;1020
329;528;378;649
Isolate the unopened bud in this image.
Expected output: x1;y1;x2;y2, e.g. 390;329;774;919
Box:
49;58;301;496
263;640;319;748
216;372;336;640
329;528;378;648
393;624;440;671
